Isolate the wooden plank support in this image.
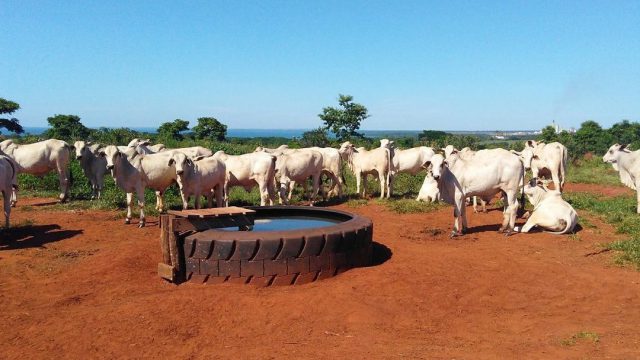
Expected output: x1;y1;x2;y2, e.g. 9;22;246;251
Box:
157;263;175;281
159;215;171;265
172;214;255;232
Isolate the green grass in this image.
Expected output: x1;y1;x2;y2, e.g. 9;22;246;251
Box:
565;192;640;269
566;157;621;186
375;198;445;214
560;331;600;346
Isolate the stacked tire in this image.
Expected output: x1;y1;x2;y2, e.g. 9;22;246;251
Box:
182;206;373;286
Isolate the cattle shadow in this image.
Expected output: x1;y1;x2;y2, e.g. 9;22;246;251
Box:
0;224;83;250
26;200;59;207
464;222;583;235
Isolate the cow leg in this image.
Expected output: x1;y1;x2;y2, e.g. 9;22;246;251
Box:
473;196;479;213
215;185;224;208
180;189;189;210
223;183;230;207
551;171;561;193
500;191;518;235
10;187;17;207
310;174;320;206
125;192;134;224
3;190;10;228
387;173;394;198
518;215;539;233
289;181;297;202
636;187;640;214
257;178;271;206
194;191;201;210
57;164;70;203
137;188;146;228
378;172;386;199
156;191;165;213
355;172;363;198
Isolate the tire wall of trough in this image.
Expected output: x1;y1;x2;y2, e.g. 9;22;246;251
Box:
182;206;373;286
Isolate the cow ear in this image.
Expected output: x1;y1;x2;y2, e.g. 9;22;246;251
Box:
536;179;544;187
193;155;205;161
168;158;175;166
422;161;431;169
620;144;628;150
450;150;458;155
186;158;193;166
532;154;539;159
99;151;106;157
526;140;534;147
528;178;537;187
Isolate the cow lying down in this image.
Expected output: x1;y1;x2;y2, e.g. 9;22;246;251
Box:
416;173;439;203
515;179;578;234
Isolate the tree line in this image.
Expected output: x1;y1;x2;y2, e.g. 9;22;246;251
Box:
1;96;638;161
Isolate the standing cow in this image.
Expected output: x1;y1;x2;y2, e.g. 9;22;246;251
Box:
380;139;435;197
169;152;227;209
515;140;568;192
427;149;524;236
74;141;109;200
339;141;392;199
0;154;18;228
213;151;277;206
0;139;72;205
603;144;640;213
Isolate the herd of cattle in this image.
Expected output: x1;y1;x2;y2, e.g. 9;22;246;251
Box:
0;137;636;236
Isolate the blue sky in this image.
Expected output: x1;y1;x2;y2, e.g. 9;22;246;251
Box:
1;1;638;131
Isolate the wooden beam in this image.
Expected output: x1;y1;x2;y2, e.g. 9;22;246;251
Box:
172;214;255;232
159;215;171;265
157;263;175;281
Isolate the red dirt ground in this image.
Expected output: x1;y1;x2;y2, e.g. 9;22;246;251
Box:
1;186;639;359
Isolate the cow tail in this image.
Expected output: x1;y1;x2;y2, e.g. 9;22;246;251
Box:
64;143;74;189
385;147;392;192
560;145;568;189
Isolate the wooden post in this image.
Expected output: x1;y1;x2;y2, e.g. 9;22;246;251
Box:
159;215;171;265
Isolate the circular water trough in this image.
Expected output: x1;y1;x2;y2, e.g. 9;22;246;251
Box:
183;206;373;286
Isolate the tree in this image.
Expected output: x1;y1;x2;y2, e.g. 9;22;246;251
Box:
573;120;613;156
45;114;90;141
91;127;142;145
157;119;189;141
300;127;330;147
538;125;558;143
608;120;640;146
192;117;227;141
0;97;24;134
318;94;369;142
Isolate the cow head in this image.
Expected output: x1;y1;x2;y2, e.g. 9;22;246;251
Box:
523;177;549;207
74;141;87;159
442;145;457;159
379;139;395;149
426;154;448;181
99;145;122;171
525;140;538;149
167;152;192;176
518;147;538;170
603;143;630;164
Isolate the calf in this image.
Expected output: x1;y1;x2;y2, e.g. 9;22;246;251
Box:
74;141;108;199
0;155;18;228
213;151;277;206
416;173;439;203
169;153;227;209
515;179;578;234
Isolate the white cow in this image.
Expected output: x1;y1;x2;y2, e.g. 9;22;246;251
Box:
169;152;227;209
416;173;440;203
427;149;524;236
603;144;640;213
380;139;435;197
74;141;109;200
442;146;491;213
339;141;392;199
0;139;72;204
213;151;277;206
256;145;345;198
273;149;323;205
0;155;18;228
127;138;167;154
515;179;578;234
100;146;178;227
517;140;568;192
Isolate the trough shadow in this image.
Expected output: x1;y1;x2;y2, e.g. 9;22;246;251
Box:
0;224;83;250
366;241;393;267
